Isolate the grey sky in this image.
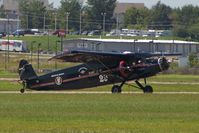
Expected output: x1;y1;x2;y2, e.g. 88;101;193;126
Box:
49;0;199;8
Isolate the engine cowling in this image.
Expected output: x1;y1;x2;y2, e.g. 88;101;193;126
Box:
158;57;169;71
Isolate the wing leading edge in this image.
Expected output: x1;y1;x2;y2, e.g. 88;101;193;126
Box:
49;50;154;63
49;50;181;63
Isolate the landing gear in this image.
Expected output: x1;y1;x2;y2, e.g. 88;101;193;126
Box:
111;78;153;94
20;81;26;94
144;85;153;93
20;89;25;93
112;85;122;93
135;80;153;93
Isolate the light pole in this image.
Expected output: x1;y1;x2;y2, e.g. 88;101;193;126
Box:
16;13;20;30
116;14;119;36
79;9;82;35
43;12;46;32
101;12;106;36
7;14;10;63
30;41;36;64
55;40;61;70
26;14;29;29
37;43;41;72
4;46;7;70
66;12;70;34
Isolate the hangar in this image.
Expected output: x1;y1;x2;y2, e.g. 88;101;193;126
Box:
63;38;199;56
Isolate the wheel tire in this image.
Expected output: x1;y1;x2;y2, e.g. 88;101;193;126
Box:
20;89;25;93
111;85;122;93
144;85;153;93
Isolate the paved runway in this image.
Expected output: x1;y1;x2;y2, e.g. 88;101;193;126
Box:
0;91;199;95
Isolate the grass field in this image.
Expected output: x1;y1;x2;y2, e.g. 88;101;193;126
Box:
0;36;199;132
0;94;198;133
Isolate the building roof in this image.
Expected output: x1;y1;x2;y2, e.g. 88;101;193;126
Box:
114;2;145;14
76;38;199;45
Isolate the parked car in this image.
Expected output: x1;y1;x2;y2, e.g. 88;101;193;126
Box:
0;32;6;38
12;30;25;37
53;29;66;37
81;31;89;35
88;30;101;36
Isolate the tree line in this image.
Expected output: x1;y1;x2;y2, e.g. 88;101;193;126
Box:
124;1;199;41
1;0;199;41
16;0;117;33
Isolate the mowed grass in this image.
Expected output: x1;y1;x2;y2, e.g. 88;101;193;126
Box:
0;94;199;133
148;74;199;83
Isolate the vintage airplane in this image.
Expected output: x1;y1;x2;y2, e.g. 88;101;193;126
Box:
18;50;172;93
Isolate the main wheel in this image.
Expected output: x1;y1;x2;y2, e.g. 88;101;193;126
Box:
111;85;122;93
20;89;25;93
144;85;153;93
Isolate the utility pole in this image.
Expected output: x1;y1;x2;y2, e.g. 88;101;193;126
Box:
43;12;46;32
116;14;119;36
26;14;29;29
16;14;20;30
31;41;36;64
101;12;106;36
55;40;60;70
37;43;41;72
66;12;70;34
79;10;82;35
7;14;10;63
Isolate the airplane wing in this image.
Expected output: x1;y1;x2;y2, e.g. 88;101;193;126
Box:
49;50;155;63
50;50;181;63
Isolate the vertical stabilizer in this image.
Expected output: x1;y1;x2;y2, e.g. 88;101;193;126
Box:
18;60;37;80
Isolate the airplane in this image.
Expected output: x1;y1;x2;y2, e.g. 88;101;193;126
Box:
18;50;174;94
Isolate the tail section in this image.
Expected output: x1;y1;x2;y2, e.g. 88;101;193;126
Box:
18;60;37;80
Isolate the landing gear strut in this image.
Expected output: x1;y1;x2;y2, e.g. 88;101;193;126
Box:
135;80;153;93
20;81;26;93
111;85;121;93
111;79;126;94
111;79;153;94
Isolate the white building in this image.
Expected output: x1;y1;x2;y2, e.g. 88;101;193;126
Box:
0;0;3;6
0;18;20;32
63;38;199;56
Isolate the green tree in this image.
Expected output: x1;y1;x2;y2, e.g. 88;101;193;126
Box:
19;0;47;29
189;53;199;67
124;7;150;29
149;1;172;30
0;5;6;18
173;5;199;40
85;0;116;31
58;0;81;32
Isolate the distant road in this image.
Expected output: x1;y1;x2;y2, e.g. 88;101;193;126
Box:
0;91;199;95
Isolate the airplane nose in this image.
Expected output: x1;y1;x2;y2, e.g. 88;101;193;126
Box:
158;57;169;71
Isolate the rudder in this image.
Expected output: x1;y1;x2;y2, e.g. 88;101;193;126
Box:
18;60;37;80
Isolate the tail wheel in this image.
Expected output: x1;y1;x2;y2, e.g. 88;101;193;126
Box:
20;89;25;93
144;85;153;93
20;81;26;93
112;85;122;93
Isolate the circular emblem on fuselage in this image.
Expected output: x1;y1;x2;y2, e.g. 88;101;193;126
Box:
78;67;88;76
55;76;63;86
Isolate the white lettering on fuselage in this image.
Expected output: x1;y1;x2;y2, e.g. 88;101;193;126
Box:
51;73;65;78
99;75;108;83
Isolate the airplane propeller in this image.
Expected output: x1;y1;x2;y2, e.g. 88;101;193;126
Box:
158;57;169;71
